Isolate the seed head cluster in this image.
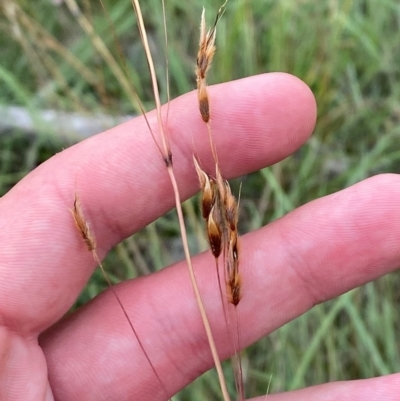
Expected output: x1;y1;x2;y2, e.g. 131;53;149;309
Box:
194;158;241;306
194;2;240;307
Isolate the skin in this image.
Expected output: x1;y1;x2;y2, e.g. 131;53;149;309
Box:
0;73;399;401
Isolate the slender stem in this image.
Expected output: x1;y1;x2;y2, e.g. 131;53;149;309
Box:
131;1;231;399
167;166;231;401
132;0;170;160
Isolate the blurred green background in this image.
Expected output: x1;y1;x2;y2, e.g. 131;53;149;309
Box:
1;0;400;399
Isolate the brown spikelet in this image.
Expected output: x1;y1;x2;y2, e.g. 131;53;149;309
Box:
202;174;215;220
202;168;241;305
71;192;96;252
196;8;217;82
195;2;228;82
227;230;241;306
224;183;238;232
193;156;207;188
194;157;242;305
198;83;210;123
207;205;222;258
193;156;216;219
229;229;239;262
227;272;242;306
195;6;221;123
218;177;241;306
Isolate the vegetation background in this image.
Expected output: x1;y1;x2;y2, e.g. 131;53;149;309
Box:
1;0;399;399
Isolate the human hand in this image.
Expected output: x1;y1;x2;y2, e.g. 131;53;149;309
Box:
0;73;399;401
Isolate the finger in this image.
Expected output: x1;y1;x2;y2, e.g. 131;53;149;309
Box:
0;73;316;334
41;174;400;400
251;374;400;400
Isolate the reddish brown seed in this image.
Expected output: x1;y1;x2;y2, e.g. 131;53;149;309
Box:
207;206;222;258
197;80;210;122
199;95;210;123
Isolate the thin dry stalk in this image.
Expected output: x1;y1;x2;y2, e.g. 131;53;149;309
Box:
130;0;172;164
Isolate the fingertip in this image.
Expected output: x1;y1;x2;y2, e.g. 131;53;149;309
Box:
169;72;317;179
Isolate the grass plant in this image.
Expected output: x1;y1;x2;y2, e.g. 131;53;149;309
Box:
1;0;400;399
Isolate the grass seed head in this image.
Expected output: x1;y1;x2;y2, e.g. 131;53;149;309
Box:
71;192;96;252
196;8;218;123
194;1;241;308
196;8;217;82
